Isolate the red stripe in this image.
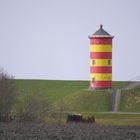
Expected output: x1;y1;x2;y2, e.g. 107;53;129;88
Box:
90;38;112;45
90;81;112;88
90;67;112;73
95;81;112;88
90;52;112;59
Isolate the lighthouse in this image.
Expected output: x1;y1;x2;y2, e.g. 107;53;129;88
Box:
89;25;114;89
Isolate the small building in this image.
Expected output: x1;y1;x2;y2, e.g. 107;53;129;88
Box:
89;25;114;89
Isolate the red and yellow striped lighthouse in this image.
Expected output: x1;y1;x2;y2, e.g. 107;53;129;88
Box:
89;25;114;89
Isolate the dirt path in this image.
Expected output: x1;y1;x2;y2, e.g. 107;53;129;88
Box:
113;89;121;112
0;122;140;140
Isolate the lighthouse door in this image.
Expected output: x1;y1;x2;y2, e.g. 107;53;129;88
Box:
90;77;95;88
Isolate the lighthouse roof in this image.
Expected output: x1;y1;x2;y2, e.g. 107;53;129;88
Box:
94;25;110;35
90;25;113;38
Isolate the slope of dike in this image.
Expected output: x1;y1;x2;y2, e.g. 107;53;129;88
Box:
15;80;140;113
119;85;140;112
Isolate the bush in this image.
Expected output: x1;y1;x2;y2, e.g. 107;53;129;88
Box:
15;85;50;122
0;69;17;121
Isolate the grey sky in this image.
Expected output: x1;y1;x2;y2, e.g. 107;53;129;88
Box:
0;0;140;81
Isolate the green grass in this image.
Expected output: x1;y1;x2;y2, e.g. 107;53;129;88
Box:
119;86;140;112
73;112;140;125
46;112;140;126
15;80;89;102
94;113;140;125
15;80;112;112
55;90;110;112
15;80;128;101
112;81;129;88
14;80;140;125
15;80;140;112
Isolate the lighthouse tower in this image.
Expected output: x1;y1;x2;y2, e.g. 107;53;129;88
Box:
89;25;114;89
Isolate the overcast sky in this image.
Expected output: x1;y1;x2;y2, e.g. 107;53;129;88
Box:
0;0;140;81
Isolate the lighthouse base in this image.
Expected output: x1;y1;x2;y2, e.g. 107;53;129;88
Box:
89;81;112;89
89;87;112;90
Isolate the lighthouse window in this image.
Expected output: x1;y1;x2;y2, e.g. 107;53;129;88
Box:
92;60;96;65
108;60;111;65
92;77;95;82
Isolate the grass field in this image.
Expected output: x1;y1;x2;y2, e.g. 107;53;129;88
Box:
55;90;110;112
93;112;140;125
15;80;89;102
46;112;140;126
119;86;140;112
15;80;140;112
14;80;140;125
14;80;116;112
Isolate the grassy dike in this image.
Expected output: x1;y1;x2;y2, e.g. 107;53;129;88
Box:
14;80;140;125
14;80;114;112
119;86;140;112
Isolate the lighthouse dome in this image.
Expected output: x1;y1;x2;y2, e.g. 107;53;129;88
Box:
94;25;110;35
90;25;113;38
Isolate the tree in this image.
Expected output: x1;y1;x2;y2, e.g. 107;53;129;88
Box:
0;69;17;121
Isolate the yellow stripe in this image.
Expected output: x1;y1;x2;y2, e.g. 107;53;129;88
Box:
90;59;112;66
90;73;112;81
90;45;112;52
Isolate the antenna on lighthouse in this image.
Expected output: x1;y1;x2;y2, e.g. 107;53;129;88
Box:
100;24;103;29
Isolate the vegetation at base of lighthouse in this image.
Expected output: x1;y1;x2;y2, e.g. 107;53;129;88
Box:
1;76;140;125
